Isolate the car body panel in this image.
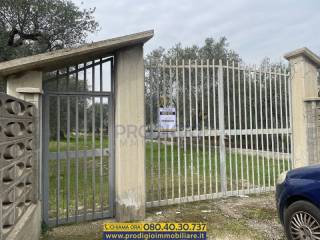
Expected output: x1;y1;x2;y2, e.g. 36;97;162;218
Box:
287;165;320;181
276;165;320;224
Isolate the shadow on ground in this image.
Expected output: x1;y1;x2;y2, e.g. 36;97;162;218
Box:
41;193;285;240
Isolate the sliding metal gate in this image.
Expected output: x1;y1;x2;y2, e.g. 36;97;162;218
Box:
145;59;292;207
42;57;114;226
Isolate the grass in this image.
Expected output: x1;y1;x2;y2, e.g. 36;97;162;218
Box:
48;135;289;220
145;139;289;202
48;134;108;152
48;134;110;220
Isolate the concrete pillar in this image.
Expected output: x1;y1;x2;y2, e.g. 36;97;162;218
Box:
7;71;43;104
285;48;320;168
114;45;146;221
6;71;43;198
5;70;42;240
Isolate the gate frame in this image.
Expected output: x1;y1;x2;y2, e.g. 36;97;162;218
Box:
42;71;116;226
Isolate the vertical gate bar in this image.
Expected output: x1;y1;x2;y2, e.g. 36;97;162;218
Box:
84;62;87;91
238;64;244;192
232;61;238;194
259;68;266;190
92;60;95;92
99;59;104;215
149;61;154;204
288;71;293;169
218;59;227;195
269;67;275;187
188;59;194;199
249;66;254;191
66;68;70;89
264;69;271;190
195;60;200;197
171;136;174;200
84;62;88;217
212;60;218;194
56;70;60;90
157;62;161;202
75;96;79;221
207;59;212;196
108;95;114;215
163;62;168;202
66;95;70;222
279;67;285;172
100;97;103;215
56;96;61;226
226;61;232;193
243;66;249;192
100;58;103;92
254;66;260;190
201;59;206;194
42;95;50;225
75;65;79;90
92;64;96;216
182;60;187;197
83;63;88;217
83;95;88;219
176;59;181;202
164;131;168;202
284;67;290;171
56;94;61;225
109;58;115;215
169;60;174;200
275;68;280;177
76;66;79;219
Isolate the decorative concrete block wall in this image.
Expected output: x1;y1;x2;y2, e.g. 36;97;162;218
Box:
0;93;36;240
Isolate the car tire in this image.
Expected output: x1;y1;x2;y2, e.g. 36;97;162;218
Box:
284;200;320;240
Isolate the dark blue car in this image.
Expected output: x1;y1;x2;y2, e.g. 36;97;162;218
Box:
276;165;320;240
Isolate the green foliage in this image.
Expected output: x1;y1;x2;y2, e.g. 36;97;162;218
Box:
145;37;242;129
145;37;241;64
0;0;99;61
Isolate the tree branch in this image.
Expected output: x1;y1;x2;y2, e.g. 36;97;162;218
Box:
7;28;18;46
7;27;42;46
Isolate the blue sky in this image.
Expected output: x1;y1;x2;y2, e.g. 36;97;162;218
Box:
73;0;320;64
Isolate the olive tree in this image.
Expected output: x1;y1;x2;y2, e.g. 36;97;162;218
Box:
0;0;99;91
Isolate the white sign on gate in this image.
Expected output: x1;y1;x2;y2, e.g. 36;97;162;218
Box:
159;107;176;131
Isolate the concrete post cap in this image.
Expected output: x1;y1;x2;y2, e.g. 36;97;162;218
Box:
284;47;320;67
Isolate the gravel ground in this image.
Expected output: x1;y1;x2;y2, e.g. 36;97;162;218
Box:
41;192;286;240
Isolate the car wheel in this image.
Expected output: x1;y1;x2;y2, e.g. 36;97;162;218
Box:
284;200;320;240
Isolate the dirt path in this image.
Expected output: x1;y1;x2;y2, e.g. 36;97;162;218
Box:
41;193;285;240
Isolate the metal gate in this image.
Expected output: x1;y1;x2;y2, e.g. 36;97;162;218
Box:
145;59;292;207
42;57;114;226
